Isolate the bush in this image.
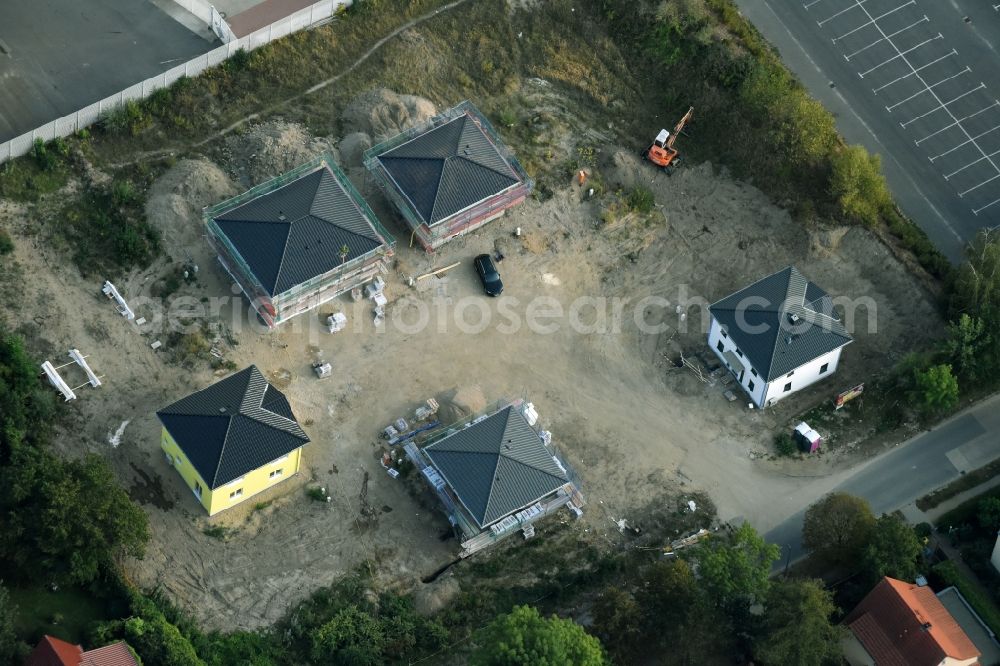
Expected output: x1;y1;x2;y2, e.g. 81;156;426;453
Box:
102;100;151;136
0;229;13;255
306;486;327;502
829;145;892;226
774;432;796;456
626;186;655;214
912;363;959;417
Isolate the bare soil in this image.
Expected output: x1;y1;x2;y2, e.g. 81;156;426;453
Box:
0;88;941;627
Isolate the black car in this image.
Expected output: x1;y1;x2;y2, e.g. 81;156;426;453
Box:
474;254;503;296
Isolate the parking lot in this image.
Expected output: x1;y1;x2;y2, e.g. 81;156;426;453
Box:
808;0;1000;216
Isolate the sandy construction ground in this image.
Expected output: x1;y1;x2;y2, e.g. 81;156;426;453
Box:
0;89;942;628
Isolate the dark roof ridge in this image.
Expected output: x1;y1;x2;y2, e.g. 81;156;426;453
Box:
711;266;793;314
209;414;236;487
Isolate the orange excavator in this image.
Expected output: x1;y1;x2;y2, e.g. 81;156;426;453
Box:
642;106;694;173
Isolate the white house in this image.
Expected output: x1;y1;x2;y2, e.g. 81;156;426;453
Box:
707;266;853;408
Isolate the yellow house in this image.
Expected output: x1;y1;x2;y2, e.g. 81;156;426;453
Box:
156;365;310;516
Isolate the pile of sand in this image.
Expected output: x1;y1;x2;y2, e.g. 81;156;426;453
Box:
145;159;237;259
221;121;338;187
342;88;437;143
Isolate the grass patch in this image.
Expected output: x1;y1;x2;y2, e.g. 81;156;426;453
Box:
58;179;159;276
10;585;111;644
203;525;229;540
918;458;1000;511
932;560;1000;638
306;486;327;502
0;155;70;203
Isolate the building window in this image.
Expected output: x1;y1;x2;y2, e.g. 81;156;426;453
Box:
716;340;724;353
736;348;743;358
269;469;283;479
721;328;728;338
787;371;795;378
820;363;829;374
748;380;755;391
751;368;758;377
783;382;792;392
194;481;202;499
229;488;243;500
164;452;173;465
174;454;183;468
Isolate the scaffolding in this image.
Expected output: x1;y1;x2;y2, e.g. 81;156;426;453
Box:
403;397;584;556
203;155;396;327
364;101;534;252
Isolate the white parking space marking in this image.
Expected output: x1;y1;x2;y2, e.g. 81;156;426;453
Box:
886;67;970;111
945;147;1000;179
931;125;1000;162
845;15;928;60
817;1;867;27
832;1;915;43
872;50;957;93
859;34;942;78
814;0;1000;215
959;172;1000;197
901;84;987;128
915;102;1000;145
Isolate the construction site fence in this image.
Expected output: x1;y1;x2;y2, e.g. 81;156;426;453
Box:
0;0;352;164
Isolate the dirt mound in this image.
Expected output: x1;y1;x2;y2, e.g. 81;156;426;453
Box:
339;132;373;168
222;121;338;187
145;159;237;259
601;148;648;192
436;385;487;425
342;88;437;141
809;226;851;257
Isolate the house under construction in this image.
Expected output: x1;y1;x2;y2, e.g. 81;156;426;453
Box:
204;155;395;328
404;399;583;557
364;101;533;252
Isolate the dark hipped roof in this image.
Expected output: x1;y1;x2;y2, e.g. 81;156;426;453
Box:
157;366;309;489
423;406;568;529
845;577;979;666
376;113;521;226
213;164;386;297
709;266;852;381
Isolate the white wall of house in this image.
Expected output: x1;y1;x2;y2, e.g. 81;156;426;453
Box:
840;634;876;666
708;315;844;408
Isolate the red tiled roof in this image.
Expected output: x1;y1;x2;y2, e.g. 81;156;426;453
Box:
25;635;83;666
845;577;980;666
80;642;140;666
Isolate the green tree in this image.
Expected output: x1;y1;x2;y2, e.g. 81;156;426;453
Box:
0;454;149;585
829;145;892;226
913;363;959;416
124;615;204;666
978;497;1000;530
470;605;606;666
0;583;28;665
753;579;843;666
950;228;1000;322
942;314;995;383
802;493;875;565
635;558;732;664
861;515;922;584
590;588;641;661
698;523;780;614
310;605;385;666
0;329;56;464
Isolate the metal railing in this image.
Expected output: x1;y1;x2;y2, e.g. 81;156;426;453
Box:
0;0;352;163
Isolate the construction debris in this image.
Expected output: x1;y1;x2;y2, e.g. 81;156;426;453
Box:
313;362;332;379
415;262;461;281
326;312;347;333
41;361;76;401
41;350;105;401
102;281;134;320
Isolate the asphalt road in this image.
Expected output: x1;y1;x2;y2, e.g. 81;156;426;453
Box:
735;0;1000;261
0;0;215;142
765;392;1000;569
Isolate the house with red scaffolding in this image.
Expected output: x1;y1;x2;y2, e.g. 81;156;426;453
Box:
363;101;533;252
204;155;395;328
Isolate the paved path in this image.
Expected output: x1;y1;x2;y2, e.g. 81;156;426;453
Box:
765;392;1000;568
735;0;1000;261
